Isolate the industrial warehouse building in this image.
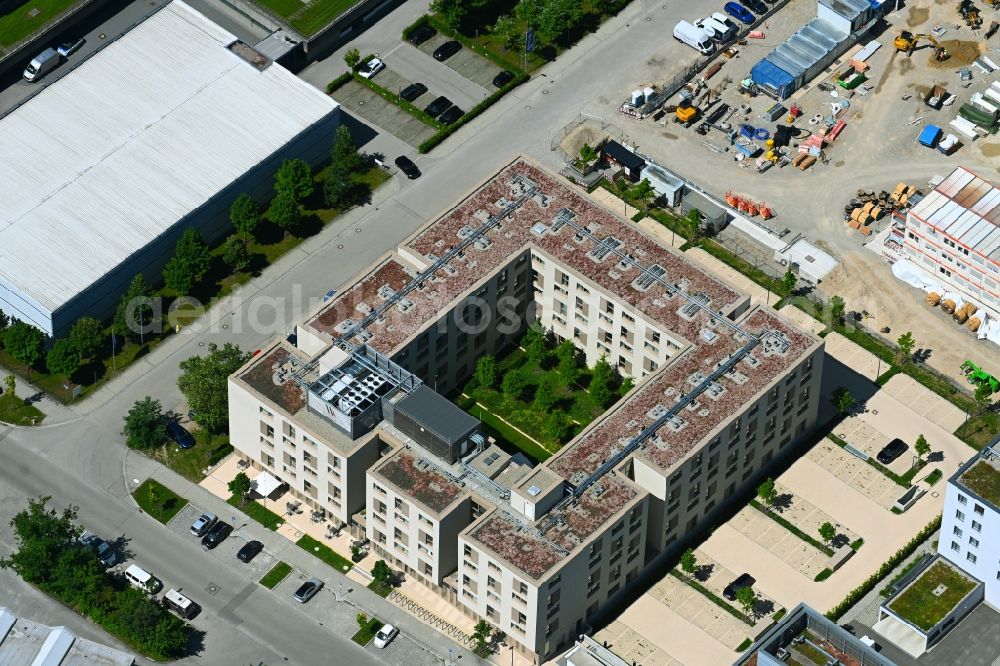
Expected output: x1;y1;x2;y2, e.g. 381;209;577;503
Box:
0;0;340;337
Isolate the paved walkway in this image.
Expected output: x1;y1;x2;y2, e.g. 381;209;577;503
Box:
824;332;888;384
881;373;966;433
728;506;829;579
0;371;77;426
807;438;900;510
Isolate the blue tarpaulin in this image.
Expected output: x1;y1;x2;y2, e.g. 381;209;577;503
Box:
918;124;942;147
750;59;795;100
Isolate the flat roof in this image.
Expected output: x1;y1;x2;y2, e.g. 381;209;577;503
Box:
0;607;134;666
887;559;979;632
909;166;1000;263
958;457;1000;508
371;448;466;514
394;385;480;444
0;0;338;318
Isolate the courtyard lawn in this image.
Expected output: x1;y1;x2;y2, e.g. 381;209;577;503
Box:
888;561;978;631
228;494;283;530
291;0;359;36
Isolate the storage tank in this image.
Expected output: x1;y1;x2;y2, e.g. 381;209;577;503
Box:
954;309;969;324
643;86;656;102
969;316;982;333
631;90;644;106
926;292;941;306
942;299;956;314
965;303;979;316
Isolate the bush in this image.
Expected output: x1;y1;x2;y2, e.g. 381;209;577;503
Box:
814;568;833;582
326;72;352;94
402;15;430;41
825;516;941;620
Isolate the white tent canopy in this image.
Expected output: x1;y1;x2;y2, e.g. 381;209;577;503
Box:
251;471;282;498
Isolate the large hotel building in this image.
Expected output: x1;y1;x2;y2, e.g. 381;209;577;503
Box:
228;158;825;661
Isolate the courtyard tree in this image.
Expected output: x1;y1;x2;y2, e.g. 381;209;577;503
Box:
630;178;655;209
228;472;252;506
274;158;314;204
343;47;361;70
896;331;915;364
122;396;166;450
222;236;251;273
781;269;796;297
818;521;837;546
474;355;497;389
268;191;301;235
588;356;614;408
522;325;547;364
684;208;702;239
831;386;855;416
69;316;103;361
579;142;598;163
679;548;698;579
543;409;570;443
734;586;757;622
178;342;249;433
914;434;931;460
472;619;492;656
756;477;777;514
230;194;260;246
555;339;578;383
3;321;43;372
46;339;80;378
533;375;558;412
829;295;846;324
501;370;525;400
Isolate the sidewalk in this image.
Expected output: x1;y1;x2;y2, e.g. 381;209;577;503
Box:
124;450;482;665
0;371;78;426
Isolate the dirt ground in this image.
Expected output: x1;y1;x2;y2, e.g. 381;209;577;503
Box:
578;0;1000;388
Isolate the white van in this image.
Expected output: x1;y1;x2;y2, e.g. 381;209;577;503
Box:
124;564;162;594
163;589;198;619
673;21;715;55
697;16;734;43
23;48;60;82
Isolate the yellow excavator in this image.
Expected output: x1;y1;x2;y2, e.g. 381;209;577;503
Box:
894;31;949;60
674;99;699;126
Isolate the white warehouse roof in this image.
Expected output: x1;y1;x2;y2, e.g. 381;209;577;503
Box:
0;0;338;322
909;166;1000;264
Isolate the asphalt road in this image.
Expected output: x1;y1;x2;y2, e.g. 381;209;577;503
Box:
0;0;730;662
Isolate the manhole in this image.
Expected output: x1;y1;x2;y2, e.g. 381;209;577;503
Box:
355;228;361;233
205;582;221;596
646;16;652;21
222;324;229;330
542;90;549;95
337;244;344;249
198;341;205;347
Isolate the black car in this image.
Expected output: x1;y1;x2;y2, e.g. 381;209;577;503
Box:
395;155;421;179
492;70;515;88
723;573;755;601
743;0;767;13
408;24;437;46
400;82;427;102
438;106;464;125
237;540;264;562
166;421;195;449
201;521;233;550
877;438;908;464
433;40;461;61
424;96;452;118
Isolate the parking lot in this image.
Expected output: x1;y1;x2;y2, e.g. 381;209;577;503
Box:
413;33;506;89
336;79;438;148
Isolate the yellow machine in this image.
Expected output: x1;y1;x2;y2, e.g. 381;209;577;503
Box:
894;31;938;55
674;99;699;126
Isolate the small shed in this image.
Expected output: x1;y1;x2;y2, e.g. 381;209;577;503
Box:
680;190;727;234
602;140;645;181
391;386;481;463
639;163;685;207
918;124;942;148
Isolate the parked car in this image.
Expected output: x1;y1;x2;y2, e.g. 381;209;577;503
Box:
432;40;461;61
723;573;755;600
293;578;324;603
724;2;755;24
424;96;452;118
492;70;515;88
190;511;217;537
395;155;420;179
78;531;117;567
23;47;60;82
877;438;908;464
400;82;427;102
201;521;233;550
125;564;163;593
57;39;85;57
166;421;195;449
438;105;464;125
373;623;399;649
358;57;385;79
742;0;767;14
237;540;264;563
163;589;198;619
408;24;437;46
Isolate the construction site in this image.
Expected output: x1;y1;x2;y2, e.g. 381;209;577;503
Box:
562;0;1000;390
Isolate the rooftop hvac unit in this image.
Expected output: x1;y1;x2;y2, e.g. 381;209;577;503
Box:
644;87;656;102
631;89;644;106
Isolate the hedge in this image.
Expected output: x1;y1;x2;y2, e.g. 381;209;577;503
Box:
750;500;834;556
879;555;927;598
825;516;941;620
352;73;444;128
814;568;833;582
401;14;430;42
326;72;352;94
668;570;750;625
418;14;528;74
418;72;528;153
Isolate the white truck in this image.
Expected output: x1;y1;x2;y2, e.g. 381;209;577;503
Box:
23;47;60;82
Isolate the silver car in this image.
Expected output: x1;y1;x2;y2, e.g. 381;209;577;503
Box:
293;578;324;603
190;511;217;537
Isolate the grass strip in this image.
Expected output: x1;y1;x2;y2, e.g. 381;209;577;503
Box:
352;617;383;645
228;494;282;530
736;637;753;651
814;568;833;582
827;434;925;488
297;534;353;573
259;561;292;589
0;394;44;425
367;580;393;597
132;479;188;524
352;73;443;128
668;570;751;625
924;469;943;486
749;500;834;556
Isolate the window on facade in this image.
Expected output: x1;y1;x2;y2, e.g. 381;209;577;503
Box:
968;552;978;564
954;526;963;537
956;510;965;521
975;504;985;516
972;520;982;532
951;541;960;552
970;537;980;548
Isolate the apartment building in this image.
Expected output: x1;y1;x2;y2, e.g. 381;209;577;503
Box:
228;157;824;662
903;166;1000;317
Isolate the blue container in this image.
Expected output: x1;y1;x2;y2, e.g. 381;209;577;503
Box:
918;124;942;148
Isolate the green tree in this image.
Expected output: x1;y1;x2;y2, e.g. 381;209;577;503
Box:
734;586;757;621
331;125;363;174
0;496;82;585
269;190;301;234
501;370;525;400
588;356;614;407
915;434;931;460
274;158;314;203
344;47;361;70
543;409;570;442
3;321;43;371
474;355;497;389
69;317;103;361
162;256;194;295
493;13;520;49
832;386;855;416
679;548;698;579
781;269;796;296
122;396;166;450
579;142;598;163
472;619;492;655
555;339;578;383
829;295;846;324
432;0;489;30
818;521;837;545
522;326;547;364
537;0;583;43
356;612;369;633
177;343;249;433
533;375;558;411
113;274;154;341
222;236;251;272
685;208;702;239
230;194;260;246
229;472;252;506
630;178;655;208
756;477;777;513
896;331;915;364
0;308;8;336
4;374;14;399
323;165;353;209
371;559;393;590
46;339;80;378
515;0;545;29
164;229;211;294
